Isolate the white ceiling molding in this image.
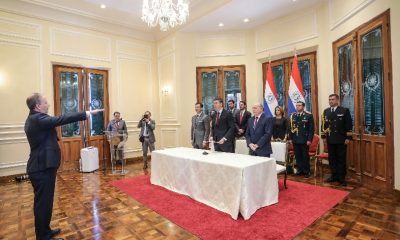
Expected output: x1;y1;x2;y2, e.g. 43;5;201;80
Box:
329;0;375;30
0;0;155;41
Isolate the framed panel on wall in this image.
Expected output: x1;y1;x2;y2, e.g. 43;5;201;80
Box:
196;65;246;114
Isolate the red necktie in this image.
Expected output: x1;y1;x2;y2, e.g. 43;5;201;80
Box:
253;117;258;129
216;112;220;125
240;112;243;124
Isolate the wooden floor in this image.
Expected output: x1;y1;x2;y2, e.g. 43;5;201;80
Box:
0;161;399;240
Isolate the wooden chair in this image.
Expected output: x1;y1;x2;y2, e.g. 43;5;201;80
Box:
286;142;295;173
314;141;329;177
308;134;320;176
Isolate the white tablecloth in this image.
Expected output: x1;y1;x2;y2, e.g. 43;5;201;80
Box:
150;147;278;220
236;140;287;163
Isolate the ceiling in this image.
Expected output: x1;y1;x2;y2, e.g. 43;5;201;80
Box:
183;0;322;32
0;0;324;40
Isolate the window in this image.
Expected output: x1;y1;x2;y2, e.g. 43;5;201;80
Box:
262;52;318;130
196;65;246;114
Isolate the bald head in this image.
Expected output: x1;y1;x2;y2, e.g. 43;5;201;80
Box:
252;102;263;117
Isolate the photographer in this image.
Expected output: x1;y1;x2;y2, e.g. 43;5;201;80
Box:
137;111;156;169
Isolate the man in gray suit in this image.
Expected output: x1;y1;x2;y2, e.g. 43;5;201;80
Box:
137;111;155;169
107;111;128;161
191;102;210;149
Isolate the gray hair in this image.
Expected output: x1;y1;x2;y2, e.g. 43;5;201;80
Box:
26;93;42;110
253;102;264;109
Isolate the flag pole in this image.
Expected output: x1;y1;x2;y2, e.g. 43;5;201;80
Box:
268;53;272;63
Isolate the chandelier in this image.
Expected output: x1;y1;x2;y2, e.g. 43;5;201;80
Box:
141;0;189;31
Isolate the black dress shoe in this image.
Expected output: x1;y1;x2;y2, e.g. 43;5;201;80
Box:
304;173;310;178
50;228;61;237
49;238;64;240
339;181;347;186
324;177;337;183
295;172;303;176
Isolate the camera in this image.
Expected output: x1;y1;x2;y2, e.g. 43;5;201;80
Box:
142;114;149;121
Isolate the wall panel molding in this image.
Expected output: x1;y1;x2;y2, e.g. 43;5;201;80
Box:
158;52;178;122
50;27;112;62
116;40;152;59
0;38;43;96
160;128;179;149
329;0;375;30
196;33;246;58
116;56;153;117
255;9;318;54
0;16;42;41
157;37;175;58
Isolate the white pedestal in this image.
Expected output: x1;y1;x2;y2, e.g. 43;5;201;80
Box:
80;147;99;172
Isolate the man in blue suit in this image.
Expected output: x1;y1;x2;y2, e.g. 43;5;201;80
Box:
245;103;273;157
25;93;103;240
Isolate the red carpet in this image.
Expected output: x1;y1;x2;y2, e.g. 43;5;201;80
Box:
112;176;348;240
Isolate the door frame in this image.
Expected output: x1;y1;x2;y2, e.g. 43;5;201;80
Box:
333;10;394;190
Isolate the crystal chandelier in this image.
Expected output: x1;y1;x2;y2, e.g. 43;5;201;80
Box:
141;0;189;31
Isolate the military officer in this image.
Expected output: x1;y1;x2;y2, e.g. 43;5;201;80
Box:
321;94;353;186
288;101;314;178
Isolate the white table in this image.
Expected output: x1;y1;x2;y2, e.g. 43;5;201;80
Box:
236;140;287;163
150;147;278;220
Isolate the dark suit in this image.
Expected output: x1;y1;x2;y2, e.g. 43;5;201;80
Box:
245;114;273;157
288;112;314;175
321;106;352;182
235;110;251;138
211;109;235;152
25;110;87;240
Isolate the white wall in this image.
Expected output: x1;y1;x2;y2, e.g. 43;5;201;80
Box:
0;10;157;176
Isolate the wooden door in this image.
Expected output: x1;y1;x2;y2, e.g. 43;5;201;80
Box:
333;10;394;189
53;66;109;171
356;11;393;189
53;66;85;171
196;65;246;114
333;33;361;180
84;69;110;170
196;66;219;114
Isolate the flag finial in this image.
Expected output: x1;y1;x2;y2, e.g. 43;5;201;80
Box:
268;54;272;63
294;47;297;57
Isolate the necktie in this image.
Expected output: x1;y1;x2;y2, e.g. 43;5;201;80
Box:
240;111;243;124
116;121;119;128
253;117;259;129
331;107;334;113
216;112;220;125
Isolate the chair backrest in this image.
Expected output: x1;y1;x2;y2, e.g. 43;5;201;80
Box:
308;134;320;155
288;142;294;152
323;141;328;153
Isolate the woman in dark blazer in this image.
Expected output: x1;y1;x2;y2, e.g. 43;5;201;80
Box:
272;106;289;141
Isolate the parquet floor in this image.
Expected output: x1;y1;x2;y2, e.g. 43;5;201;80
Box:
0;161;399;240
